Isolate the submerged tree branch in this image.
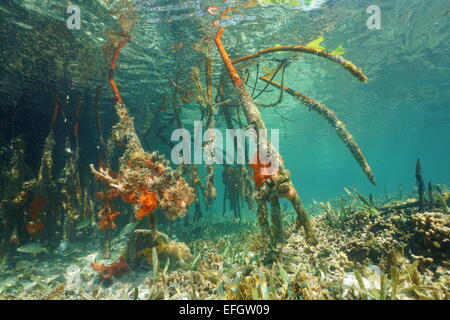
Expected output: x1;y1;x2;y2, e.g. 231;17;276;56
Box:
259;76;376;185
232;45;368;82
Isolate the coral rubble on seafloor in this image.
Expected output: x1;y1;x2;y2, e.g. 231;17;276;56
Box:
1;196;448;300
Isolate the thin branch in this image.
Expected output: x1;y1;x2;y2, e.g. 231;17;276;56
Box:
253;61;284;100
256;63;286;107
273;109;288;140
251;63;259;98
260;76;376;185
232;45;368;82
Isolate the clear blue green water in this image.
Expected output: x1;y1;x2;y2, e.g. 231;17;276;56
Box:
101;0;450;204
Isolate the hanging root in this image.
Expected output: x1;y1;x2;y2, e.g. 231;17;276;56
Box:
50;93;60;130
416;158;425;212
169;82;204;221
255;184;271;244
94;85;107;165
256;62;286;107
269;195;284;243
203;57;217;208
191;56;217;210
221;100;256;215
232;45;368;82
108;33;131;105
259;77;376;185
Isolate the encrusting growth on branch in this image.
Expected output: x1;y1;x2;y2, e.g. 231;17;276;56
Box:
259;77;376;185
191;56;218;210
169;80;205;222
91;103;196;222
228;23;375;185
232;45;368;83
91;8;195;258
203;57;217;208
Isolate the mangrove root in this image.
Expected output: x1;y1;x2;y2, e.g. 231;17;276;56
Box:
259;77;376;185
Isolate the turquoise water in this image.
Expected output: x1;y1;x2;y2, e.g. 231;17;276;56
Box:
1;0;449;226
2;1;449;203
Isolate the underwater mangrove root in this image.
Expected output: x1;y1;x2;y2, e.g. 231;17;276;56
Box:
106;102;143;163
222;166;243;219
26;99;64;241
214;19;318;245
91;98;195;258
50;93;60;130
1;91;66;253
204;57;217;209
428;182;434;211
94;85;107;165
232;45;368;82
416;158;425;212
187;165;204;221
90;154;195;222
59;136;83;242
0;137;33;257
102;1;138;103
74;96;82;141
220;101;256;215
255;62;286;107
379;162;450;213
191;62;218;210
107;33;131;105
269;194;284;243
259;77;376;185
92;102;195;221
255;184;271;243
169;83;205;222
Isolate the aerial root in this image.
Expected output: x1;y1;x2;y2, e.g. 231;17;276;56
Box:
214;17;318;245
232;45;368;82
260;76;376;185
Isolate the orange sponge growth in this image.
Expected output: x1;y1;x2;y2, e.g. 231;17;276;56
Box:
250;155;275;188
136;190;158;220
91;256;128;279
121;188;158;220
122;191;139;203
97;205;120;230
26;221;45;236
